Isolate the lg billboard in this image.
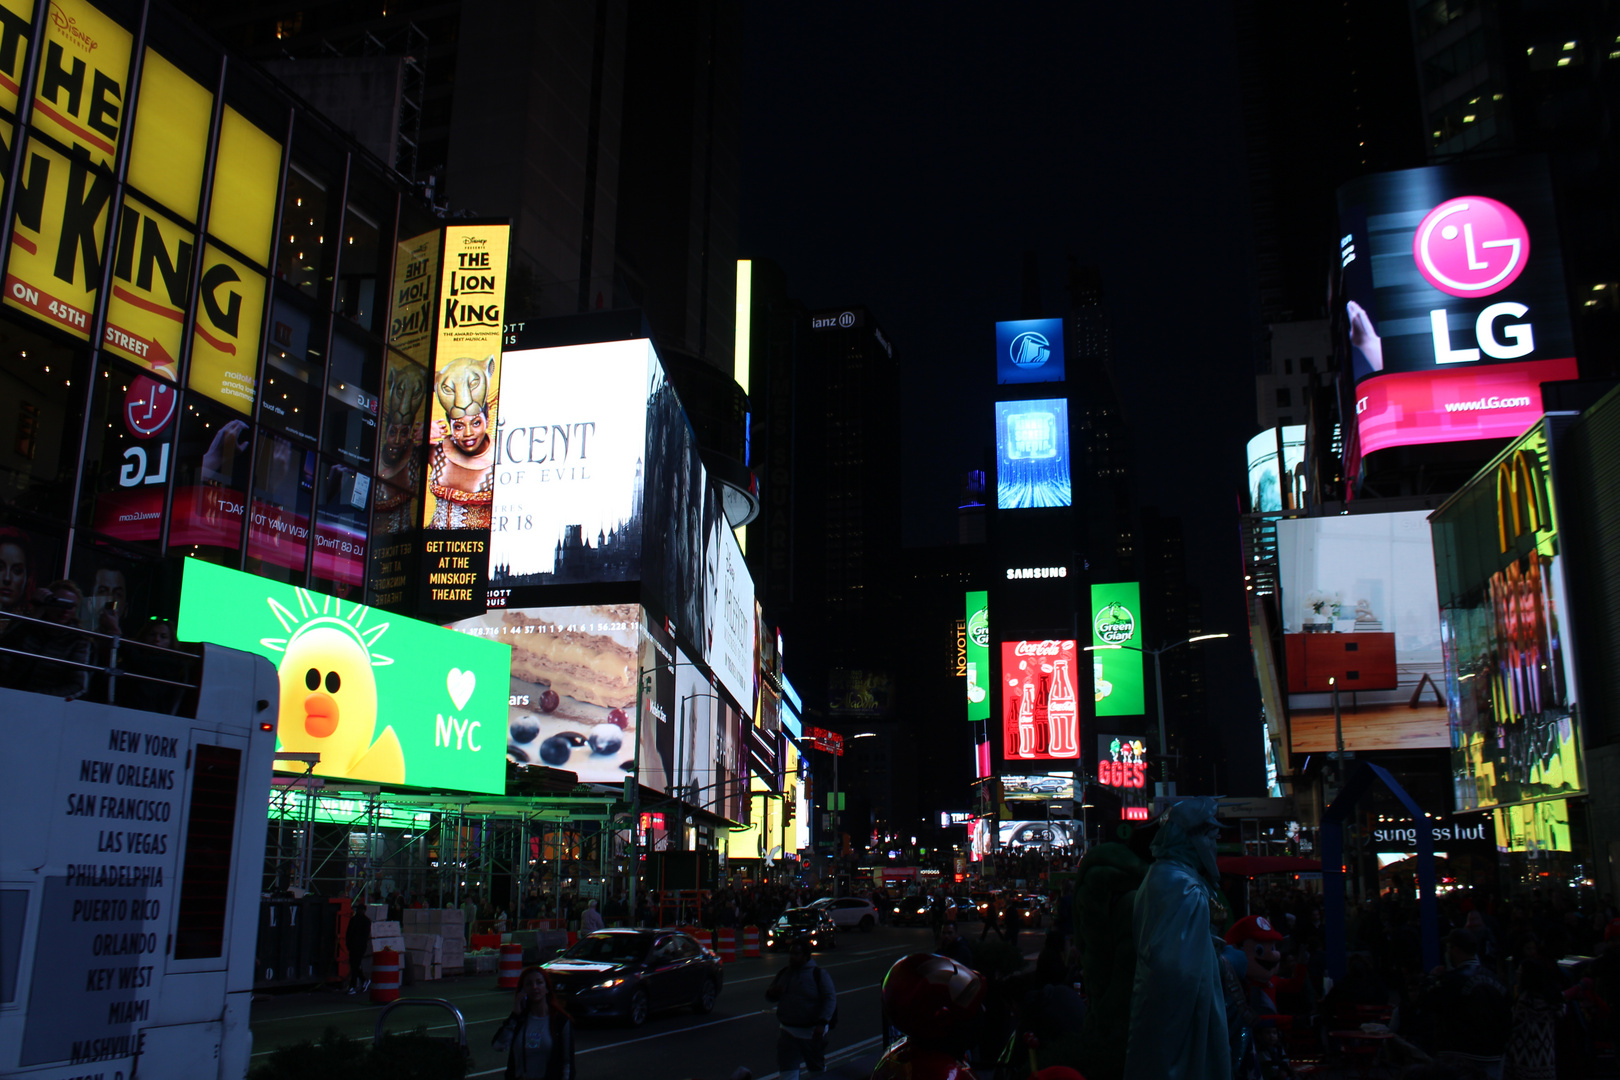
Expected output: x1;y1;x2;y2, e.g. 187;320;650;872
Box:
1337;158;1577;459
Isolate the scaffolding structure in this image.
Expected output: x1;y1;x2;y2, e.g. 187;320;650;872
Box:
262;778;627;924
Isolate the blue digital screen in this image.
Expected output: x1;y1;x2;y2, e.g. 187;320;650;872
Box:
995;318;1065;385
996;399;1071;509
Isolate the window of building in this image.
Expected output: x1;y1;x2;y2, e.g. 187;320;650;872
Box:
1275;388;1292;407
277;165;331;298
0;324;88;528
166;396;253;567
1284;358;1293;375
245;433;313;584
1301;357;1316;372
78;359;177;550
336;201;386;333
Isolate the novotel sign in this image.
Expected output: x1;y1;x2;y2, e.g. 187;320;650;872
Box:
1006;566;1068;580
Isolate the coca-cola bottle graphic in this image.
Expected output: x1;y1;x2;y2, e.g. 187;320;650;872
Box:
1016;678;1037;758
1046;658;1078;756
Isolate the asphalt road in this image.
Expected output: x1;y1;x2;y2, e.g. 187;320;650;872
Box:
249;926;940;1079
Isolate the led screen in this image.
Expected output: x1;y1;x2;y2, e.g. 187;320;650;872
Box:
1494;798;1571;853
1435;424;1582;810
1000;640;1080;761
705;497;756;715
998;819;1079;850
444;604;641;785
965;591;990;721
999;773;1075;800
177;558;510;793
636;615;746;817
642;358;708;648
995;318;1065;385
1337;158;1576;460
1276;511;1448;752
1091;582;1145;717
995;399;1071;508
1247;425;1307;513
487;339;652;586
1096;734;1149;789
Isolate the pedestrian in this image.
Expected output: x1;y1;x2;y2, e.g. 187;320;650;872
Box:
980;896;1005;941
581;898;605;934
765;939;836;1080
937;919;976;970
493;966;575;1080
1421;929;1511;1076
1504;958;1562;1080
345;897;372;994
463;892;479;942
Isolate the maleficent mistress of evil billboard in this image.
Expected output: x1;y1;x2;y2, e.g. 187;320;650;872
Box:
487;340;651;586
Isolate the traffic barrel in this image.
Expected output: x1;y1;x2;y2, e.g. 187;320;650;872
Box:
741;926;761;958
370;949;401;1003
497;943;524;989
716;927;736;963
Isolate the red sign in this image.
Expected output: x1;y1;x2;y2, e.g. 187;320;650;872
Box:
1098;760;1147;788
806;726;844;756
1354;356;1577;457
639;812;665;831
1000;640;1079;761
1123;806;1150;821
124;375;176;438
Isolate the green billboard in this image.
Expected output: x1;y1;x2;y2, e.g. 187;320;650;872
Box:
177;558;511;793
1091;581;1144;717
965;590;990;721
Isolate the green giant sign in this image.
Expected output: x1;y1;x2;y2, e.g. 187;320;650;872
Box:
965;590;990;721
1091;581;1144;717
178;558;511;793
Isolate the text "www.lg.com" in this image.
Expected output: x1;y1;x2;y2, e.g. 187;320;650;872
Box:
1444;394;1533;413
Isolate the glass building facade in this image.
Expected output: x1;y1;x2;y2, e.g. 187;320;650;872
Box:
0;0;440;644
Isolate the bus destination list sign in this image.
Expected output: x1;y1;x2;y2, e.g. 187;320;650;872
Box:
21;712;184;1068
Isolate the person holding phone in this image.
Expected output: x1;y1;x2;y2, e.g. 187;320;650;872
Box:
492;966;575;1080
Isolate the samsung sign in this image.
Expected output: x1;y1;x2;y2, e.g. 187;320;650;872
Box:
1006;566;1068;580
811;309;863;330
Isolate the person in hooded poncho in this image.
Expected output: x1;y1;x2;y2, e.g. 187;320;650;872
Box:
1123;797;1230;1080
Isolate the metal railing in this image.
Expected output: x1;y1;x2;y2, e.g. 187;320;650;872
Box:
0;611;201;715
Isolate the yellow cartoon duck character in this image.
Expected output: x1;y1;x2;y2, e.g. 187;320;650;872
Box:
262;592;405;784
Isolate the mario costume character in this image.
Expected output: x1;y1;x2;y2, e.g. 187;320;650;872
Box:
1225;915;1306;1079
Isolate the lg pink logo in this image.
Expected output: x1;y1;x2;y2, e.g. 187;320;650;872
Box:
1412;195;1530;298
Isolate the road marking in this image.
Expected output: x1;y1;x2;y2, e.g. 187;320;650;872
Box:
252;947;898;1025
461;984;882;1076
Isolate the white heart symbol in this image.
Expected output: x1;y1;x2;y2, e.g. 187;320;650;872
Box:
447;669;476;711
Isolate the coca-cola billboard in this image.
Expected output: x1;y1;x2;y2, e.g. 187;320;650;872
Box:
1000;640;1079;762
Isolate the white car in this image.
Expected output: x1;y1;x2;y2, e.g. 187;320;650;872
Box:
811;896;878;931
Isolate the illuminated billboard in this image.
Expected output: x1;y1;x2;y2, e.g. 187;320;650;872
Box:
1000;773;1075;800
1337;158;1576;460
1435;422;1582;810
1276;511;1448;752
1096;734;1149;790
995;318;1065;385
419;224;511;612
1000;640;1080;761
965;591;990;721
177;558;510;793
995;399;1071;508
444;605;640;785
488;340;651;586
706;495;756;715
1247;425;1307;512
999;820;1079;850
1091;582;1144;717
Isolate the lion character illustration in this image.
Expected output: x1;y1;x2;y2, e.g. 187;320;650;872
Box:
375;361;427;532
263;591;405;784
428;354;497;529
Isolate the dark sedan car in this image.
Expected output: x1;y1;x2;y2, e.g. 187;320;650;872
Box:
541;929;722;1026
765;906;837;951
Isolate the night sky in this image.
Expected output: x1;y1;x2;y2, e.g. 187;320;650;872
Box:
740;3;1269;791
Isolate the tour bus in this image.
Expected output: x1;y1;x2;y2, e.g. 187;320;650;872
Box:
0;628;278;1080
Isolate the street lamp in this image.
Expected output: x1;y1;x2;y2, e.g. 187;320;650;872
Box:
1084;632;1229;795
